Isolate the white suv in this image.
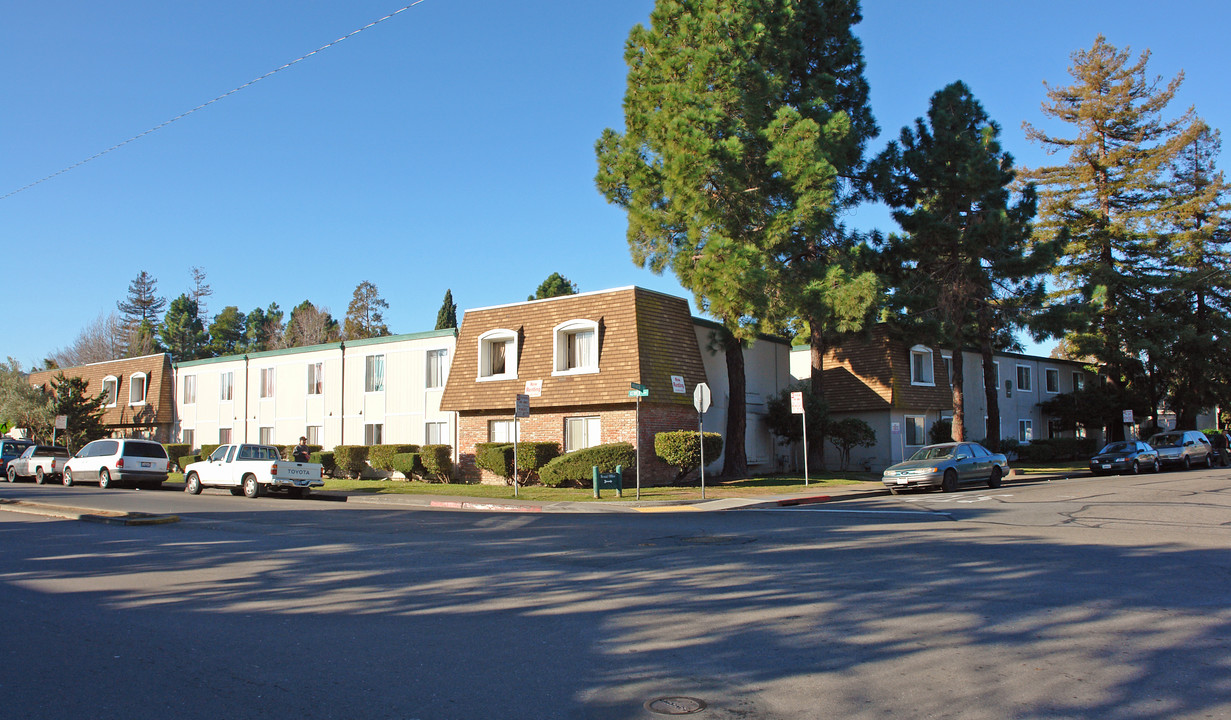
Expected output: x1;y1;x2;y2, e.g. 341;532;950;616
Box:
63;439;170;489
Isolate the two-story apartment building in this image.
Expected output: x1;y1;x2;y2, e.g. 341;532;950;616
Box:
28;353;176;442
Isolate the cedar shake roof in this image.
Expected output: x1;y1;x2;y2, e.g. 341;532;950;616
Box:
440;287;708;413
822;326;952;413
28;354;175;429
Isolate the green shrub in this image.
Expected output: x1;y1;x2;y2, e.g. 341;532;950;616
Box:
474;442;560;485
539;443;636;487
368;444;421;471
310;451;336;478
928;419;953;445
164;443;192;470
200;444;222;460
654;431;723;483
1011;437;1098;463
420;444;454;483
389;452;422;479
333;445;371;478
180;454;201;468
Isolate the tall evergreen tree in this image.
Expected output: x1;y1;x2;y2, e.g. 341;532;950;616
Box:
343;281;390;340
207;306;247;357
50;373;107;452
161;294;209;362
243;303;284;352
1023;35;1202;435
190;266;213;323
874;82;1049;448
116;271;167;329
435;290;458;330
528;273;579;301
596;0;873;476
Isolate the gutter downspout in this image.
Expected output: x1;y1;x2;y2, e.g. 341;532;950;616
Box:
339;342;346;446
243;355;249;443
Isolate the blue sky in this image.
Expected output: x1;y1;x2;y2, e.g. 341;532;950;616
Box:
3;1;1227;368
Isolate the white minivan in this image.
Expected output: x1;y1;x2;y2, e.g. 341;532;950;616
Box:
63;439;170;489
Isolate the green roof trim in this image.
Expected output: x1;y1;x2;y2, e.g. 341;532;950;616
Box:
174;328;457;368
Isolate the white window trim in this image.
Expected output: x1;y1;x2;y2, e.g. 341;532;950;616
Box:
909;345;935;387
941;354;953;385
307;362;324;395
1019;419;1034;443
1045;368;1060;394
564;415;602;452
102;375;118;408
552;319;600;376
182;374;196;405
219;371;234;402
259;367;276;399
425;348;449;390
129;372;148;406
1016;364;1033;392
364;354;386;393
904;414;927;446
477;329;519;382
1073;372;1085;391
984;361;1001;390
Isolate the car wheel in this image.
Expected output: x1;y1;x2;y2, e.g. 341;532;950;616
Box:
6;467;15;483
1206;453;1214;469
1184;455;1192;470
941;469;958;493
1130;460;1140;475
185;472;202;495
63;469;74;487
242;475;261;499
987;466;1003;489
35;467;45;484
98;468;112;489
1154;459;1161;473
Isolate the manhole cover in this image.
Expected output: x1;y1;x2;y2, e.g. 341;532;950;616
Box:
645;696;707;715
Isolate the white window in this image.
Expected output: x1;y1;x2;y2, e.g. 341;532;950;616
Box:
1016;365;1032;392
181;429;195;448
101;376;118;407
259;426;274;445
306;426;322;446
364;423;383;445
259;368;275;398
1073;372;1085;391
909;346;934;386
219;371;233;401
129;373;147;405
565;416;601;452
941;355;953;385
219;428;232;444
307;362;323;395
478;329;518;380
365;355;385;393
182;375;196;404
905;415;926;446
425;421;447;445
1045;368;1060;394
553;320;599;374
1018;419;1034;443
984;361;1001;390
426;349;448;389
488;419;515;443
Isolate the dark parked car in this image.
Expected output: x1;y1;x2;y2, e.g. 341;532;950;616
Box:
1089;441;1160;475
1148;430;1215;470
882;442;1010;494
0;438;35;478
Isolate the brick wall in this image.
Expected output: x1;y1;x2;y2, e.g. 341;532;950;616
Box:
456;402;701;485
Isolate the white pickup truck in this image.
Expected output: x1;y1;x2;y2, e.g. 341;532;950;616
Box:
182;443;324;498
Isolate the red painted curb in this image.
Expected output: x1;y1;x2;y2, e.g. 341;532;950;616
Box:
776;495;832;506
430;500;543;513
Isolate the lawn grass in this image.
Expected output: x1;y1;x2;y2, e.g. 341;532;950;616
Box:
319;471;879;502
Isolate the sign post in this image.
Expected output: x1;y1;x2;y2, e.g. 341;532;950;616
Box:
630;382;649;499
693;383;711;500
791;392;807;485
514;393;530;498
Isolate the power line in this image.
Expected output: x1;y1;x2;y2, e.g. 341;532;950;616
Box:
1;1;430;202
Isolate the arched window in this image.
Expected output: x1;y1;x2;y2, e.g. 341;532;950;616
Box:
101;376;118;407
909;345;934;386
477;329;518;380
129;372;148;405
552;319;599;375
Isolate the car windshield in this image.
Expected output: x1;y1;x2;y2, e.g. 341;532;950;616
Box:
1152;434;1183;448
1100;442;1133;454
909;446;955;461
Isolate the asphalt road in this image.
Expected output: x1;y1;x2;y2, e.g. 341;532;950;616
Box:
2;469;1230;719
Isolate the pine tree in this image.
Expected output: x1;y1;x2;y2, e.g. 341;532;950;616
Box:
50;373;107;452
342;281;390;340
528;273;578;301
435;290;457;330
116;271;167;329
1023;35;1203;436
207;306;247;357
596;0;873;476
161;294;209;362
190;266;213;323
874;82;1050;448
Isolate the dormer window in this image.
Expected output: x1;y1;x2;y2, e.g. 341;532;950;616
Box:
101;376;118;407
129;372;148;406
553;320;599;375
478;329;518;380
910;345;934;386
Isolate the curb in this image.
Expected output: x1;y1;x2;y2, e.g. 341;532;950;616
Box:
0;499;180;526
429;499;543;513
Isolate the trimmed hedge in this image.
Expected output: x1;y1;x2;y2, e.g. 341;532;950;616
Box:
1012;437;1099;462
165;443;193;471
655;431;723;483
419;444;454;483
539;443;636;488
200;444;222;461
310;451;336;478
333;445;371;478
474;441;560;485
389;452;422;479
368;444;421;471
180;454;201;468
